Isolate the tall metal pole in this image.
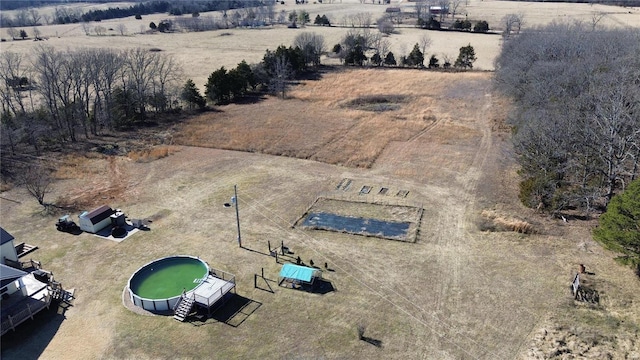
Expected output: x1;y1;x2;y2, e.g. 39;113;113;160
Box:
234;184;242;248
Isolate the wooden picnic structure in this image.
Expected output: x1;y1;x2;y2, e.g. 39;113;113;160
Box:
278;263;322;289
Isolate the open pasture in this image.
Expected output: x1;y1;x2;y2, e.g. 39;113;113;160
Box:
1;68;639;359
1;0;640;358
2;0;639;89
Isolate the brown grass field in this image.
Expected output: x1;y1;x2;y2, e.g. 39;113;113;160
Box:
3;0;639;88
1;1;640;359
2;68;639;359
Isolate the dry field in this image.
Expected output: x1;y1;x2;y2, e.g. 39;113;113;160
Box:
2;0;639;88
2;1;640;359
1;68;639;359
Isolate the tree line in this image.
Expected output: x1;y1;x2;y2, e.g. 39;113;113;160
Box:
334;28;475;69
494;23;640;213
0;0;270;27
194;32;324;107
1;47;182;154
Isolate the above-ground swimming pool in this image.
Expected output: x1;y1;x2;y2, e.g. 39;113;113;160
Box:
128;255;209;312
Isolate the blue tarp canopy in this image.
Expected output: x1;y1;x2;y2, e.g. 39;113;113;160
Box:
279;264;318;283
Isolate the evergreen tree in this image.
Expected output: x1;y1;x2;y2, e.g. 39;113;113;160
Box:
344;44;366;66
205;67;230;104
428;54;439;68
181;79;206;109
407;43;424;67
384;51;396;66
593;179;640;272
298;11;310;26
371;53;383;66
454;44;476;69
235;60;256;91
474;20;490;33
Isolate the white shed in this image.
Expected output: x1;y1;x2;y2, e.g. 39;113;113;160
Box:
0;228;18;265
78;205;114;233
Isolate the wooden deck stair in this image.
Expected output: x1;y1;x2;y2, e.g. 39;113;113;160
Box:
15;242;38;258
173;295;195;322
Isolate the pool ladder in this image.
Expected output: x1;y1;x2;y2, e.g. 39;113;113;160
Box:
173;294;195;322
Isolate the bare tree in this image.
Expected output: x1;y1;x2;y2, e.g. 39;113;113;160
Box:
449;0;464;18
94;26;106;36
81;22;92;35
19;163;53;209
350;12;372;28
294;32;326;67
414;1;430;22
502;13;524;39
117;23;127;36
277;10;287;25
15;9;29;27
33;45;75;141
42;14;51;25
0;52;29;116
0;13;13;28
376;16;394;35
590;11;607;30
28;8;41;26
7;27;18;40
270;55;292;99
419;34;432;57
89;49;123;131
148;54;183;112
437;0;449;22
370;33;390;59
32;27;41;40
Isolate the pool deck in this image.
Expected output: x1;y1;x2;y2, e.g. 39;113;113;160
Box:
193;275;235;308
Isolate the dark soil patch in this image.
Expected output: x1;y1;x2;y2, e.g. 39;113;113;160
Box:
342;95;408;112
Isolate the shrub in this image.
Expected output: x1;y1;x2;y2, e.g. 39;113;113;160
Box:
418;16;440;30
452;19;471;31
474;20;489;33
428;54;439;68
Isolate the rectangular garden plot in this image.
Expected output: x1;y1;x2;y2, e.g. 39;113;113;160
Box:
294;198;423;243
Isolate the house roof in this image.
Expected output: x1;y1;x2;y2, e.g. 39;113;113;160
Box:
82;205;114;225
0;263;27;288
0;227;15;246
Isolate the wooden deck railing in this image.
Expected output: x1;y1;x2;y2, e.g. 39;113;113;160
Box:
0;289;52;336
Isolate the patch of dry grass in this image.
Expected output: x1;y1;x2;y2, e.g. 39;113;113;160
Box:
479;209;536;234
127;145;179;163
175;69;474;168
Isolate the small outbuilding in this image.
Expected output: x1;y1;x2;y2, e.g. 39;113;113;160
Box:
278;263;322;289
78;205;115;234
